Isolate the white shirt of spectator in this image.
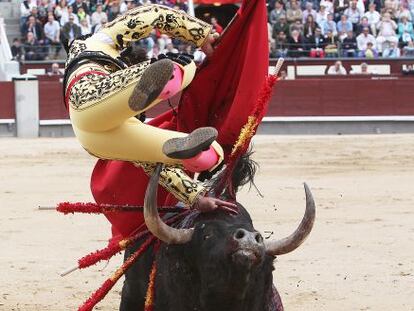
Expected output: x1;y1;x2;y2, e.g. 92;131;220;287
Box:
320;0;333;13
44;20;60;41
91;11;108;27
20;2;35;18
316;10;329;25
363;10;381;26
378;20;397;36
193;49;206;64
356;33;377;50
327;65;347;75
344;7;363;24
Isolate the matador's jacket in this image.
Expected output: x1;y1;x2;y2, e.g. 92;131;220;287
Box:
63;4;224;209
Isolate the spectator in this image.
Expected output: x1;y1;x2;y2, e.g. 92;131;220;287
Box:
37;0;52;25
327;60;347;74
272;15;290;37
334;0;350;21
10;38;23;61
402;63;414;74
320;0;334;13
48;62;63;75
341;30;358;56
289;19;304;35
120;0;135;14
148;44;160;59
273;30;289;57
77;7;90;26
321;13;337;35
303;14;319;39
337;15;353;39
20;0;35;32
364;0;382;12
72;0;89;15
376;12;398;53
403;40;414;56
382;0;398;16
302;2;317;23
344;0;363;31
286;0;303;23
269;1;286;25
359;41;378;57
382;41;401;57
54;0;68;25
363;3;381;36
60;6;79;26
308;27;326;57
287;29;305;56
91;4;107;28
107;0;121;22
398;16;414;47
24;31;44;60
162;42;178;54
193;48;206;64
395;3;412;21
80;18;92;35
355;16;371;35
44;14;61;59
22;15;44;41
324;30;339;56
211;17;223;34
93;16;107;33
408;0;414;19
316;4;329;25
357;62;373;74
357;26;377;50
61;15;82;44
279;70;288;79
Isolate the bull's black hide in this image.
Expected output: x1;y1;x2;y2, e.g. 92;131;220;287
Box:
120;205;283;311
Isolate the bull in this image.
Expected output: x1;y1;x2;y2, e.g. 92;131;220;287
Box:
120;159;315;311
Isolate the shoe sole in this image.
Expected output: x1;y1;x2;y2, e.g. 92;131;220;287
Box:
129;59;174;112
163;127;218;159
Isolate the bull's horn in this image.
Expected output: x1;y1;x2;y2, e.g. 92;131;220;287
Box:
265;183;316;256
144;163;194;244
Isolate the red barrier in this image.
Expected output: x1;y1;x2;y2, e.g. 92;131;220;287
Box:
0;82;15;119
38;76;68;120
3;78;414;122
269;78;414;116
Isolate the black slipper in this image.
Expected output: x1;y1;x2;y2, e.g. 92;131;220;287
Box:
162;127;218;159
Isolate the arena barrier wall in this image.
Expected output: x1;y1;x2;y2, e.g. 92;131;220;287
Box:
1;76;414;136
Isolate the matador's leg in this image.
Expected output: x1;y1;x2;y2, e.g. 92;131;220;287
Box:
68;60;223;166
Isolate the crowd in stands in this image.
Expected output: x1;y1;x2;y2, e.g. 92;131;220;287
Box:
9;0;414;61
267;0;414;58
11;0;221;61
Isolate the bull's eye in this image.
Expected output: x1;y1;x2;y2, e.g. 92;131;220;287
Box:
203;234;210;240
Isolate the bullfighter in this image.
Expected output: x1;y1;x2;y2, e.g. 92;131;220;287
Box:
63;4;234;211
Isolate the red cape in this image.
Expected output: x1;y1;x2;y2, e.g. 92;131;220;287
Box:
91;0;269;240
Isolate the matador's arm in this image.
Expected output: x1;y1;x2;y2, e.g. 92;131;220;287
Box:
138;162;207;207
100;4;213;50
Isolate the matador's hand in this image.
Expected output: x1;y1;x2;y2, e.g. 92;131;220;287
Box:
193;195;237;213
201;33;220;57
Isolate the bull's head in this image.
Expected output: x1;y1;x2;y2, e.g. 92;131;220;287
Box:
144;164;315;259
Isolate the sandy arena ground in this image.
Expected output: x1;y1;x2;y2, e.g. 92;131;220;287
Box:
0;135;413;311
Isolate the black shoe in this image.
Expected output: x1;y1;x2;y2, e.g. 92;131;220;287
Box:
162;127;218;159
128;59;174;112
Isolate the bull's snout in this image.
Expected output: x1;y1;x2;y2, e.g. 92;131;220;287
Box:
231;229;265;266
233;228;263;245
